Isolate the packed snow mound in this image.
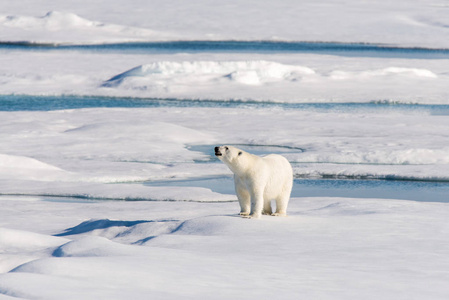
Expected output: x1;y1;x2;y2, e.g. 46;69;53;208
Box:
52;236;141;257
0;228;68;273
55;219;182;245
104;61;316;87
0;11;175;44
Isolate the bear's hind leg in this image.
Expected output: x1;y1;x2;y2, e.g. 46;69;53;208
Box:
273;195;289;217
273;179;292;217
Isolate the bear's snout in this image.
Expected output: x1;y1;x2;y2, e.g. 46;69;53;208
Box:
214;146;222;156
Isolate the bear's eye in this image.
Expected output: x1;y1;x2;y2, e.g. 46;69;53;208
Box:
225;147;229;151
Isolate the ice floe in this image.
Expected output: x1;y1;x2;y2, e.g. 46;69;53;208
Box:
2;1;449;47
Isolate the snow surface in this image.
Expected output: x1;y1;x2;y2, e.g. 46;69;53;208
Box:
1;0;449;299
1;196;449;300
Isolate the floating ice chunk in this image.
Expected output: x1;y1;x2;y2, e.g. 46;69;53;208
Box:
364;67;438;78
330;67;438;80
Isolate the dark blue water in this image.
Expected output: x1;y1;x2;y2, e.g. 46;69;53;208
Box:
2;94;449;114
144;176;449;203
1;176;447;203
178;144;449;203
2;41;449;59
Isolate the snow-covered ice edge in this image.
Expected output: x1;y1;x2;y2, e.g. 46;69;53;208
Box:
0;11;179;45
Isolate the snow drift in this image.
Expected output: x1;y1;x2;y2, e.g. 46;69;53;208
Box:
103;60;315;87
100;60;446;103
105;61;438;89
0;49;447;103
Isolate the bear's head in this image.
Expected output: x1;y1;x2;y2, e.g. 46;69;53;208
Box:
214;145;245;174
215;145;243;160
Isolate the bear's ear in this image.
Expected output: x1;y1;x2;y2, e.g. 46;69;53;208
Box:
238;151;242;156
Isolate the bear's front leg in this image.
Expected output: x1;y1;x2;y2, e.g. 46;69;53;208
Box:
234;176;250;216
248;190;264;219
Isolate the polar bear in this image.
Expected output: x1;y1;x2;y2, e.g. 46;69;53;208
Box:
215;145;293;218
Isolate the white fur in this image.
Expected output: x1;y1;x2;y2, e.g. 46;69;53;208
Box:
215;145;293;219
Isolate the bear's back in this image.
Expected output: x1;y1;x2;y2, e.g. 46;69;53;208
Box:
262;154;290;167
261;154;292;177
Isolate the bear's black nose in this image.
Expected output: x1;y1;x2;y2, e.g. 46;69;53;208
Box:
214;146;222;156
